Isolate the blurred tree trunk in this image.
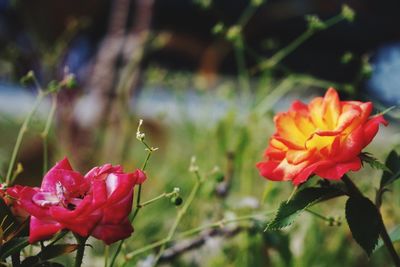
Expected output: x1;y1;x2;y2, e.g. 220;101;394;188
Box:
57;0;154;169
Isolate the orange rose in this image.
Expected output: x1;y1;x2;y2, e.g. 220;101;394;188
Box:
256;88;388;185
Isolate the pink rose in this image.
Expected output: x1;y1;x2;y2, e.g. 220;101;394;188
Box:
84;164;146;244
8;158;146;244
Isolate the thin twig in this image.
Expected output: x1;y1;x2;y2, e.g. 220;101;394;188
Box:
6;90;46;184
41;93;57;175
151;171;202;266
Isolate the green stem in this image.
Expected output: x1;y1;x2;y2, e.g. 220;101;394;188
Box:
41;94;57;175
46;230;68;247
74;236;87;267
149;171;203;266
140;192;168;207
125;213;269;260
234;36;251;94
254;77;294;116
109;146;154;267
179;213;268;238
256;14;345;72
141;147;152;171
305;208;331;222
237;1;259;27
104;246;109;267
6;91;45;184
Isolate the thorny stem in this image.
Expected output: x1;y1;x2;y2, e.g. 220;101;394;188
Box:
342;175;400;267
6;90;46;185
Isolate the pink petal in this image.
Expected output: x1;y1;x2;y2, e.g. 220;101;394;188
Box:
91;218;133;245
29;216;62;243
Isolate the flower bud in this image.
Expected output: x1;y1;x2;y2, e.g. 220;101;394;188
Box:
212;23;225;35
215;173;225;183
305;15;326;31
20;70;35;86
170;196;183;206
226;25;242;43
251;0;263;7
341;4;355;22
341;51;354;64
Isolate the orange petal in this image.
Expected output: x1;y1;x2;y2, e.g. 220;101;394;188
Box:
274;159;309;181
286;149;314;164
362;115;388;147
274;136;305;150
275;113;307;145
322;88;341;129
290;100;309;113
270;137;288;150
294;112;315;138
309;97;326;130
315;158;361;180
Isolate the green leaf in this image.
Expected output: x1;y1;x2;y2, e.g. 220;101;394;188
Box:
0;198;17;240
265;187;344;230
360;152;391;172
19;245;75;267
20;257;65;267
375;225;400;252
345;196;380;256
20;256;40;267
380;150;400;188
38;244;78;261
36;262;64;267
0;237;29;260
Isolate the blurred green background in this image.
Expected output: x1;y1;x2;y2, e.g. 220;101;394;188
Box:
1;0;400;266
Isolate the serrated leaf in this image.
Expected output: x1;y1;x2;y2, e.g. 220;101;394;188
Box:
360;152;391;172
380;150;400;188
375;225;400;252
265;187;344;230
0;237;29;260
38;244;78;261
345;196;380;256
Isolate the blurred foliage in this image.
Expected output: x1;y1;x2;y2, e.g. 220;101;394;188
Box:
1;1;400;267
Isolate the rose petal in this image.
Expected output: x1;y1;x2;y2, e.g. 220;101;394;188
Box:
29;216;62;243
91;218;133;245
315;158;361;180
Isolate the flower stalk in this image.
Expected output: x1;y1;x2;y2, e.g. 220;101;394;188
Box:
108;121;157;267
74;235;88;267
6;90;46;185
150;165;203;266
41;93;57;175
